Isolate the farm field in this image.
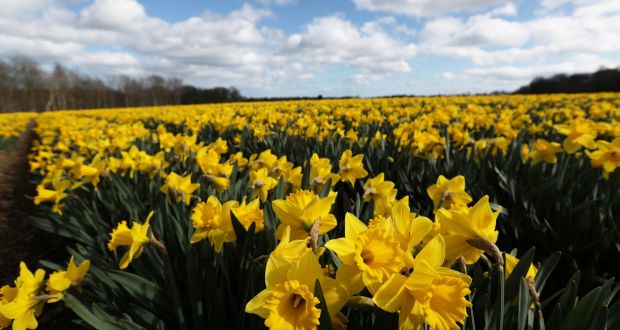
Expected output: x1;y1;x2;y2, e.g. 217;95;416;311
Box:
0;93;619;329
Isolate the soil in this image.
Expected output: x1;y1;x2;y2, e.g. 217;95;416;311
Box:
0;124;65;285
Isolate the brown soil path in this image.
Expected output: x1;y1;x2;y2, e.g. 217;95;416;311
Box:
0;124;64;285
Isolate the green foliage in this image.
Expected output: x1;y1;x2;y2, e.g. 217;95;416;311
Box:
29;122;619;329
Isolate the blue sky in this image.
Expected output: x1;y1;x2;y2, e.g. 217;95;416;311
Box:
0;0;619;97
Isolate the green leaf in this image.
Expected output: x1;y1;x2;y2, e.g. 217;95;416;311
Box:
505;248;535;304
64;293;119;329
518;277;531;330
314;279;335;330
535;251;561;294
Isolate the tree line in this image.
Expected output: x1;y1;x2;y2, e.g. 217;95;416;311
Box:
515;68;620;94
0;56;244;113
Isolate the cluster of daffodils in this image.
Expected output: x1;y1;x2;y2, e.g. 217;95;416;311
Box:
15;93;618;329
25;93;620;211
242;174;537;329
0;259;89;330
0;113;37;138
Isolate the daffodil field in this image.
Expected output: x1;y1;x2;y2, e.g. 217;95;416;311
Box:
1;93;620;329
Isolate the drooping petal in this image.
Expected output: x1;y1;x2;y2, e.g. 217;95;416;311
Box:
372;273;408;312
245;289;273;319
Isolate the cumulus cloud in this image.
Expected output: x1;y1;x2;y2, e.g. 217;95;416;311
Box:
0;0;421;94
285;15;417;84
0;0;617;96
257;0;296;6
352;0;509;16
419;1;620;66
462;54;619;89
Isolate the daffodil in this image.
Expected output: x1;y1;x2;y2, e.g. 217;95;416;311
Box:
505;254;537;280
586;137;620;178
190;196;239;251
339;150;368;185
325;213;405;294
363;173;396;202
45;257;90;302
107;211;158;269
530;139;562;164
245;250;348;330
555;118;597;153
231;198;264;232
0;285;17;329
436;196;500;265
33;175;71;215
390;197;433;266
208;137;229;154
136;151;168;179
250;168;278;202
228;151;248;168
521;144;530;163
363;173;398;215
272;190;338;240
427;175;472;213
309;153;339;191
249;149;278;171
73;154;106;188
0;263;46;330
160;172;200;205
373;235;472;330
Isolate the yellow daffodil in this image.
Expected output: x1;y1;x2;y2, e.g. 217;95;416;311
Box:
505;254;537;280
197;149;234;192
107;211;157;269
33;173;72;215
0;263;46;330
427;175;472;213
437;196;500;265
228;151;248;168
326;213;405;294
190;196;239;251
555;118;597;153
160;172;200;205
339;150;368;185
530;139;562;164
250;168;278;202
586;137;620;178
249;149;278;172
136;151;168;179
390;197;433;266
309;153;339;191
0;285;17;329
208;137;229;154
45;257;90;303
373;235;472;330
363;174;398;216
231;198;264;232
245;250;348;330
272;190;338;240
521;144;530;163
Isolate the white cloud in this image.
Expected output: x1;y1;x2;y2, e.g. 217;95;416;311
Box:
464;54;619;82
0;0;617;96
487;3;517;16
286;15;417;83
257;0;296;6
352;0;509;16
440;72;456;80
419;1;620;66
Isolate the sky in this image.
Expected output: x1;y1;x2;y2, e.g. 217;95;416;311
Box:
0;0;619;97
